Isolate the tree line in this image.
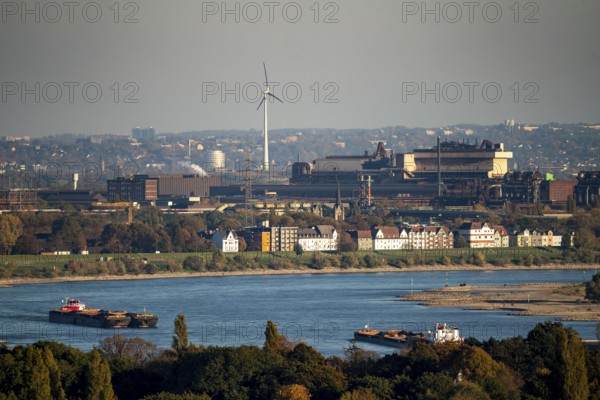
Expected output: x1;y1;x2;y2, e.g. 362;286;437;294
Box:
1;203;600;260
1;318;600;400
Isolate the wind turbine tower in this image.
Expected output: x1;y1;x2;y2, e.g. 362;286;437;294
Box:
257;63;283;172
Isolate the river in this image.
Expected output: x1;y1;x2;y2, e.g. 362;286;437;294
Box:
0;269;597;356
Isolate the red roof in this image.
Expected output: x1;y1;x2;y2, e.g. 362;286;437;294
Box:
356;230;372;239
374;226;400;238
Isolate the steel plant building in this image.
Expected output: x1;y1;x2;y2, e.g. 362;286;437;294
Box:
108;174;221;202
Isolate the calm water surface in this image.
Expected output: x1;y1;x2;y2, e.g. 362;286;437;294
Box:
0;269;597;356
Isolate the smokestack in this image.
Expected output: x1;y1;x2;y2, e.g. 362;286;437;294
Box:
437;137;442;197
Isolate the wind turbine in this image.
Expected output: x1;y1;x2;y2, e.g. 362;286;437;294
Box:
257;63;283;172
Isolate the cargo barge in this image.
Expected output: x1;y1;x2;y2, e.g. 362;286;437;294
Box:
75;309;131;329
126;312;159;328
354;323;463;349
49;299;158;328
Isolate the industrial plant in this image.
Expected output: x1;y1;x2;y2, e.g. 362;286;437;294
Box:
210;138;588;210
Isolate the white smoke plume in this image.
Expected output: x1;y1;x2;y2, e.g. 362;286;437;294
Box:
179;161;208;176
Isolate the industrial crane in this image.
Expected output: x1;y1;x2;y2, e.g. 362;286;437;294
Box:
91;202;136;225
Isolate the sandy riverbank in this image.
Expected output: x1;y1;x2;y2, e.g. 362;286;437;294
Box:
400;282;600;321
1;263;598;288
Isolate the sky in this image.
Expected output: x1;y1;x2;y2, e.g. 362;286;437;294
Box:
1;0;599;137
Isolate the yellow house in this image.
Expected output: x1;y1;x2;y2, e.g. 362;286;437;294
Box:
261;232;271;252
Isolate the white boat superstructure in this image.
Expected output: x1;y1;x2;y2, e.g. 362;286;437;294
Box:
427;323;463;344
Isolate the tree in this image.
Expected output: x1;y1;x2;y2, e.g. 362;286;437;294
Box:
100;223;131;253
294;243;304;257
561;232;572;250
556;325;589;400
586;272;600;303
339;231;356;252
275;384;311;400
142;393;211;400
287;343;347;398
51;216;87;252
340;254;358;268
0;214;23;254
412;372;455;399
575;228;597;249
449;381;490;400
13;233;42;255
527;322;589;400
42;347;66;400
456;235;468;248
264;320;280;351
238;237;247;252
363;254;382;268
20;346;52;400
172;313;189;354
339;388;378;400
183;255;205;272
99;335;157;365
84;349;115;400
135;206;163;227
455;345;520;395
130;223;160;253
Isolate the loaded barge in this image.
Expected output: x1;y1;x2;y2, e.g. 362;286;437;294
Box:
49;299;158;328
354;323;463;350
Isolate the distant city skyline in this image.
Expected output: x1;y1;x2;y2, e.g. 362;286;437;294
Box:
1;0;599;137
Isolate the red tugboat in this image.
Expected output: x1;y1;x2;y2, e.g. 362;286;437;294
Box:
49;299;86;324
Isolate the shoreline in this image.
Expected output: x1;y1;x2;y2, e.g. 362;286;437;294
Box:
1;263;598;288
399;281;600;321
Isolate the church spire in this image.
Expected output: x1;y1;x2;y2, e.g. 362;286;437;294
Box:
334;180;344;221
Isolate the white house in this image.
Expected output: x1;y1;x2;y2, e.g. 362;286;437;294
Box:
551;234;563;247
212;230;239;253
458;222;497;248
298;225;338;251
372;226;404;250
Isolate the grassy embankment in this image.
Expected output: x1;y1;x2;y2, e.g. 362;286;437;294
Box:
0;246;583;282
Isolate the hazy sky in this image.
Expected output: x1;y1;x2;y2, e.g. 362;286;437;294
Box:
1;0;599;137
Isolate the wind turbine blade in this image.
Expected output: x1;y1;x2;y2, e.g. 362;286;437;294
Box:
263;62;268;86
269;93;284;104
256;97;265;110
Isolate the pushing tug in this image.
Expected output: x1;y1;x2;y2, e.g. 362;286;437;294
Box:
354;323;463;349
49;298;158;328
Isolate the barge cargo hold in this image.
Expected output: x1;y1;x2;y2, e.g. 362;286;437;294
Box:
126;312;159;328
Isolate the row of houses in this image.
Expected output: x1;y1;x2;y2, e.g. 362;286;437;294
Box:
510;229;566;247
212;221;572;253
352;226;454;251
213;224;339;253
457;222;567;248
213;223;455;253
